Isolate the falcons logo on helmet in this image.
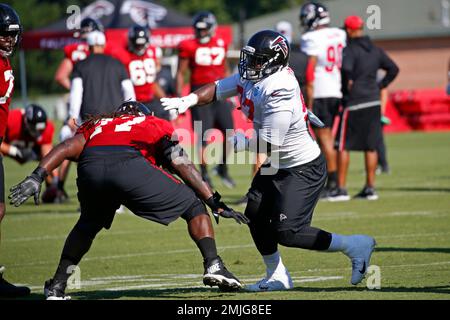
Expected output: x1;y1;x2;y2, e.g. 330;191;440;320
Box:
269;36;288;59
120;0;167;28
80;0;115;21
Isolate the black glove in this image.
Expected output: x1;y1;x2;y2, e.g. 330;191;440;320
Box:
9;167;48;207
15;147;38;164
205;192;250;225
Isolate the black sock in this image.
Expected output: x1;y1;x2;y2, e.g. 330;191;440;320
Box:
327;171;337;189
196;237;217;263
57;180;64;190
53;258;75;282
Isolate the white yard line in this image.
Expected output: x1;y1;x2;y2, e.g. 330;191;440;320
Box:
6;210;449;243
8;230;450;268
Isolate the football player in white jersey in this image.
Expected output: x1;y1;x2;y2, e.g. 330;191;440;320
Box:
161;30;375;291
300;2;346;196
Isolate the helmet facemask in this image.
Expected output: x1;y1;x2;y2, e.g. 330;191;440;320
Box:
239;46;283;81
0;29;20;57
129;36;149;56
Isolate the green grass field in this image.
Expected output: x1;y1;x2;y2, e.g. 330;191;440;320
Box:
1;131;450;300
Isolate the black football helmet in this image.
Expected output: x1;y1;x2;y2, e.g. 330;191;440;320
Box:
128;25;150;56
117;101;152;116
0;4;22;58
192;11;217;44
74;17;104;39
238;30;290;81
299;2;330;31
24;104;47;138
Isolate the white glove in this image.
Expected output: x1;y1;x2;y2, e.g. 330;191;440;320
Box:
8;145;19;157
161;93;199;115
167;109;179;121
228;133;250;153
59;124;75;142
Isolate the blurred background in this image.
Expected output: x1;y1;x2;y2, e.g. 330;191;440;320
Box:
4;0;450;132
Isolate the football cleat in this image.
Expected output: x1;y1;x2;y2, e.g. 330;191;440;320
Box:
0;266;31;298
354;186;379;200
203;256;242;291
343;235;376;285
245;269;293;292
44;279;71;300
327;187;351;202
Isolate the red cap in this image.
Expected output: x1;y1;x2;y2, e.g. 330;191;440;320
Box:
344;15;364;30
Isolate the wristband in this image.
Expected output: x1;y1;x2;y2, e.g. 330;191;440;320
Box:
31;166;49;183
205;191;221;211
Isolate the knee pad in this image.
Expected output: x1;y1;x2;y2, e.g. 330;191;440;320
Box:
181;199;208;222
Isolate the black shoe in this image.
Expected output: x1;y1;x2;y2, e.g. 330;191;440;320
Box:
0;266;30;298
203;256;242;291
233;195;248;206
44;278;71;300
213;165;236;189
327;188;351;202
354;186;379;200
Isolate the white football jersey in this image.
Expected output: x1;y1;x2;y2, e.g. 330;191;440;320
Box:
216;67;321;169
301;27;346;98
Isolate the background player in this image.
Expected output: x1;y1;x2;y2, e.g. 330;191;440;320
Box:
176;11;235;189
0;104;65;203
300;2;346;197
55;18;104;200
114;25;169;119
54;17;103;90
0;3;30;297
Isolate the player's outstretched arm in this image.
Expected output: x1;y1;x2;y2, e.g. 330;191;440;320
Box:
160;82;217;115
8;134;86;207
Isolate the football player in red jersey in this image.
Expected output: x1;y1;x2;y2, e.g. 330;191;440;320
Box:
1;104;54;164
176;11;235;189
9;101;248;300
0;104;63;203
54;18;103;90
0;3;30;298
114;25;169;119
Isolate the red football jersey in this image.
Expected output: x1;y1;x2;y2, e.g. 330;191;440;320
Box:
5;109;55;147
114;46;161;102
178;36;227;86
0;57;14;138
77;114;174;165
64;42;117;65
64;43;90;64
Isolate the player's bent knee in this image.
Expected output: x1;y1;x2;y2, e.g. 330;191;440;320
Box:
277;228;331;250
181;199;208;222
74;219;103;240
